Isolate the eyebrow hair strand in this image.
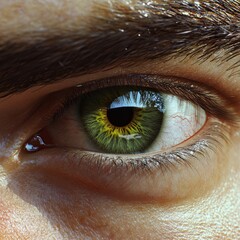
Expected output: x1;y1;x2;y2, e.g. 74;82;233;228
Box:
0;0;239;96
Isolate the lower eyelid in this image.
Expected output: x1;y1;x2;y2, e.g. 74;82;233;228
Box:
19;120;231;202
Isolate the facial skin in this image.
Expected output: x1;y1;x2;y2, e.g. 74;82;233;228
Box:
0;0;239;239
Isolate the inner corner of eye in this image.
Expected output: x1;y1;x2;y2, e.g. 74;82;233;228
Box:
24;129;54;153
24;85;207;155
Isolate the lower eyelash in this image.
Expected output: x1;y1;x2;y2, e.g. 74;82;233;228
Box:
19;120;230;200
75;121;230;177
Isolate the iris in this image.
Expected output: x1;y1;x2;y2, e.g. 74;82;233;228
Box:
79;86;165;154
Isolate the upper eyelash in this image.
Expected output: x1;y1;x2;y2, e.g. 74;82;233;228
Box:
51;74;237;124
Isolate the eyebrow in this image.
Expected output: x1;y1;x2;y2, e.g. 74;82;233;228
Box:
0;0;239;96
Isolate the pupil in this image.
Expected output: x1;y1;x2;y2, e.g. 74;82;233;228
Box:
107;107;135;127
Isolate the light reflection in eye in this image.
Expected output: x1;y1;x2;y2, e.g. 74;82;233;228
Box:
25;135;47;152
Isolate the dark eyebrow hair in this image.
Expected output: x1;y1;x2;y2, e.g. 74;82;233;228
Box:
0;0;239;96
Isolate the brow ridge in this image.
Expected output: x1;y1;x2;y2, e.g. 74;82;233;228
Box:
0;0;239;96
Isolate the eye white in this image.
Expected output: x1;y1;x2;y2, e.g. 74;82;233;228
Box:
147;94;207;152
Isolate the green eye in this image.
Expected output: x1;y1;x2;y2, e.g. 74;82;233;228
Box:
79;86;165;154
25;79;207;155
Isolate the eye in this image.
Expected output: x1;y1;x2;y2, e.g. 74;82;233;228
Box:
38;85;206;154
21;74;234;202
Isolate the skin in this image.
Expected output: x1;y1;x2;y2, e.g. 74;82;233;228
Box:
0;0;239;239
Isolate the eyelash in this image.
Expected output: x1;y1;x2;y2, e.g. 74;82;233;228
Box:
67;122;228;175
51;74;235;123
25;74;233;175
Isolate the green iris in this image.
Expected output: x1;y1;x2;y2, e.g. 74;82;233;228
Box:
78;86;165;154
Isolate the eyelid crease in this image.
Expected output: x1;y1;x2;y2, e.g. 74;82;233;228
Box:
51;74;239;125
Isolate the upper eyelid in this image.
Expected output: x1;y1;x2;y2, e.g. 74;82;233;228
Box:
13;72;238;149
51;74;238;124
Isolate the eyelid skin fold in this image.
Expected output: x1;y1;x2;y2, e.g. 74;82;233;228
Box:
51;74;238;125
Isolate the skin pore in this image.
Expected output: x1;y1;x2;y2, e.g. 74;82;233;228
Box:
0;0;239;239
